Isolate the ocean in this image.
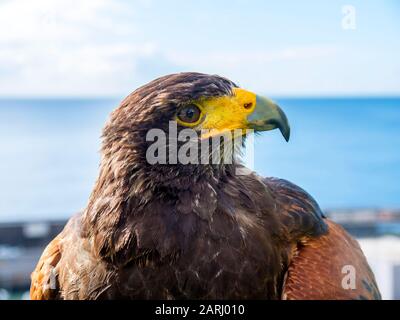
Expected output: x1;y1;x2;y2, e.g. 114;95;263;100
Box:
0;97;399;222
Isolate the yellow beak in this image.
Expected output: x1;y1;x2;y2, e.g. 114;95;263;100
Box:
195;88;290;142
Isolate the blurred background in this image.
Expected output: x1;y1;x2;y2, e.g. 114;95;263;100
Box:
0;0;399;299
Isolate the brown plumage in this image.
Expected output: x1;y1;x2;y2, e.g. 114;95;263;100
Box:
30;72;380;300
282;220;381;300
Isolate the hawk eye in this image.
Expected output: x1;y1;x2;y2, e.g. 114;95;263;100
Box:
177;104;201;124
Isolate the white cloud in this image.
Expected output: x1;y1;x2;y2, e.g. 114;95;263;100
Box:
0;0;344;97
0;0;129;43
165;45;339;67
0;0;398;96
163;45;342;94
0;0;160;96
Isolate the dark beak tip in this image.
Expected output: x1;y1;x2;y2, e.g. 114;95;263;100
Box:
275;105;290;142
280;127;290;142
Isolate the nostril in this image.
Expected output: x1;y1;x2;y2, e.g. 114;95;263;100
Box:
244;102;253;110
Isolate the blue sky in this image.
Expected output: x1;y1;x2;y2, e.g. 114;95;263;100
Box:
0;0;399;97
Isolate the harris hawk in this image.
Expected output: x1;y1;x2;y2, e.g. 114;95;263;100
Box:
31;72;380;300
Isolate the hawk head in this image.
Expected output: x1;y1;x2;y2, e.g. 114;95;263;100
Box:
101;72;289;186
